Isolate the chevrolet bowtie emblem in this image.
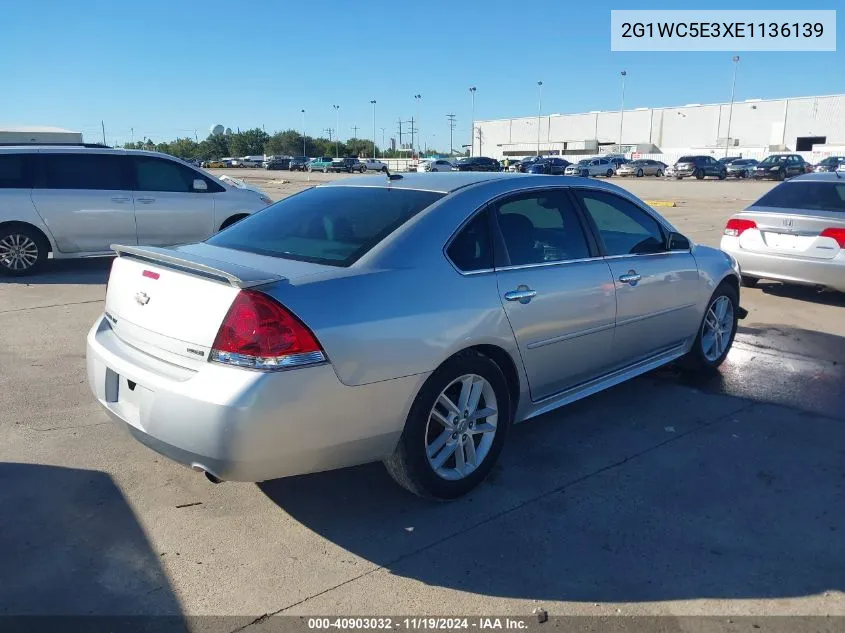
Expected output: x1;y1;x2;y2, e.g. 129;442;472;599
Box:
135;291;150;306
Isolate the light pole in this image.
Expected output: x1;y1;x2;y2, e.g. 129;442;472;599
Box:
725;56;740;158
332;105;340;157
413;94;422;155
619;71;627;154
370;100;377;158
536;81;543;156
380;128;386;154
469;86;476;156
301;109;306;156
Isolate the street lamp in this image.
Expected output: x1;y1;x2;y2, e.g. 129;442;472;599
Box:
301;109;306;156
332;105;340;157
469;87;476;156
725;56;740;158
370;100;377;158
619;71;627;154
537;81;543;157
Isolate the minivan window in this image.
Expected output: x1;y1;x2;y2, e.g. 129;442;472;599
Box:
755;182;845;213
42;153;126;190
207;186;444;266
132;156;219;193
0;154;34;188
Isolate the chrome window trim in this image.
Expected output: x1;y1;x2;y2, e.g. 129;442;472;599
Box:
443;183;605;276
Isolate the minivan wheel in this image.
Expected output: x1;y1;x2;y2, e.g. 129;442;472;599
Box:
680;283;739;373
0;225;48;276
384;350;511;499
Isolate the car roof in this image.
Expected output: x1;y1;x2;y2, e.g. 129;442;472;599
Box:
784;172;845;183
322;172;636;195
0;145;184;160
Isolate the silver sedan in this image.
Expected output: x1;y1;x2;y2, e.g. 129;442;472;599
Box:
87;173;744;499
721;172;845;292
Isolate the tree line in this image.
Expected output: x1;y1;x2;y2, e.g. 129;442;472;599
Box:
123;127;443;160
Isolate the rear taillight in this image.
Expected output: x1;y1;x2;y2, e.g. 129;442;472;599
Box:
210;290;325;370
820;228;845;248
724;218;757;237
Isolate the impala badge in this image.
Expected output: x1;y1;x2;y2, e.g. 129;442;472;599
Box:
135;291;150;306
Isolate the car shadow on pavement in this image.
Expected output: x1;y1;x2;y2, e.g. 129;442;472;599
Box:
0;258;113;286
0;462;187;629
260;325;845;605
757;281;845;308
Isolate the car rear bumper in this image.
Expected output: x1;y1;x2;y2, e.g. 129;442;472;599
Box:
86;316;425;482
721;238;845;292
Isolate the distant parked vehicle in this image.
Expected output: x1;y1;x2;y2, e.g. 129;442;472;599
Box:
307;157;335;173
721;172;845;293
289;156;310;172
263;157;291;170
327;158;366;173
241;156;265;168
813;156;845;173
202;159;228;169
673;156;727;180
420;158;455;172
725;159;759;179
752;154;810;181
564;157;615;177
718;156;742;166
228;158;243;167
360;158;388;172
451;157;500;172
608;157;630;170
616;159;665;177
515;156;542;173
527;157;571;175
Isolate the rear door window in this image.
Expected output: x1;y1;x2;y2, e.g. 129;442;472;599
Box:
0;154;35;188
575;189;667;256
207;186;444;266
755;182;845;213
41;153;127;190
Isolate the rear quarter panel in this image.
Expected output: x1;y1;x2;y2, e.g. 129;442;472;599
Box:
0;188;59;252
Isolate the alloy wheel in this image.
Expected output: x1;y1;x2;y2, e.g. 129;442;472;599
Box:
0;234;39;272
424;374;498;481
701;296;735;362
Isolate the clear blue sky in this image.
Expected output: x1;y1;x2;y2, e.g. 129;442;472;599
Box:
3;0;842;150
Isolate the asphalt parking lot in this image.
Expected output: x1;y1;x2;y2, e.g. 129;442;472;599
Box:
2;174;844;626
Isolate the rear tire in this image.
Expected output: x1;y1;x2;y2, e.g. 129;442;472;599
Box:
0;224;49;276
695;169;704;180
636;169;643;177
741;275;759;288
718;170;727;180
656;169;664;177
384;350;512;499
605;169;614;177
680;283;739;373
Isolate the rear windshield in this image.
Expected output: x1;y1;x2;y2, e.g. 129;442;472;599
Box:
754;182;845;213
207;186;444;266
759;155;788;165
677;156;696;162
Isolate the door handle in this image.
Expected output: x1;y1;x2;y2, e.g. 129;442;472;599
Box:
618;271;642;285
110;196;130;203
136;197;155;204
504;286;537;304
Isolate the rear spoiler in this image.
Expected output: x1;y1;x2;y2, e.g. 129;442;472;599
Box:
111;244;284;289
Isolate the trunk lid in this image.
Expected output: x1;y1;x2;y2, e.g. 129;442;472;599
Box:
104;243;336;367
734;207;845;260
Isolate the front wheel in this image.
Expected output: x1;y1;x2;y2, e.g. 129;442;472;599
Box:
605;169;614;177
384;350;511;499
681;283;739;373
656;169;664;177
0;225;49;276
695;169;704;180
718;170;727;180
307;165;313;172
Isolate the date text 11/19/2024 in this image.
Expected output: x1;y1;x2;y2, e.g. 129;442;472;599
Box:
307;617;536;630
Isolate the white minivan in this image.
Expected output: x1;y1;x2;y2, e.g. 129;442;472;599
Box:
0;146;273;275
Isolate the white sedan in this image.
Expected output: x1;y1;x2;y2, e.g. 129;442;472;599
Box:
360;158;388;172
420;159;455;172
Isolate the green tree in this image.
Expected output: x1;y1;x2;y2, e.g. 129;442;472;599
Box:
197;134;230;160
167;137;199;160
265;130;304;156
228;128;270;156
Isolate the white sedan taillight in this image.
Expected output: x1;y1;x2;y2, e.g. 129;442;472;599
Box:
210;290;325;370
724;218;757;237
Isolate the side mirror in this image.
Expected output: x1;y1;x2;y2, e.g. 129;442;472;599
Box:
668;232;691;251
192;178;208;191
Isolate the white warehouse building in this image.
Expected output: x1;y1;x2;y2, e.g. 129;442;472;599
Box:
474;93;845;161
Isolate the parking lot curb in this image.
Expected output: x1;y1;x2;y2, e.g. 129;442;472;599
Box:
645;200;677;207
